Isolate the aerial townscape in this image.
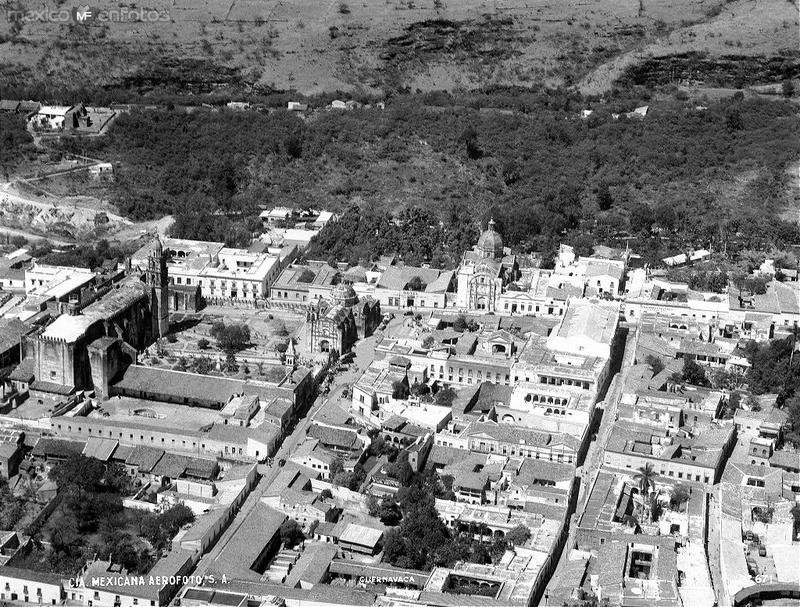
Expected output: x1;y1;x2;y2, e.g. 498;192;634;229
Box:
0;1;799;607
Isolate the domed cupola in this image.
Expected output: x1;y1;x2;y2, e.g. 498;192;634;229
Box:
477;218;504;260
331;281;359;307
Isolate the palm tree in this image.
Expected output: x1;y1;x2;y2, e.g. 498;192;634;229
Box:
634;463;657;496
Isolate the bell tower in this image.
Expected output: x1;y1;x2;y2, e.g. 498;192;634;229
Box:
146;235;169;338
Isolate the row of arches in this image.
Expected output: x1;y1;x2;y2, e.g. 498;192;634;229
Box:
523;393;568;406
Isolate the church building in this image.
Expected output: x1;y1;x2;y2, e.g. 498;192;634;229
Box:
456;219;519;313
306;282;381;356
30;236;171;397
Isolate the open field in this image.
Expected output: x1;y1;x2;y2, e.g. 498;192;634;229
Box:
0;0;796;97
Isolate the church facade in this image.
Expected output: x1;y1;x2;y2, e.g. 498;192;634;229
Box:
306;282;381;356
456;220;519;313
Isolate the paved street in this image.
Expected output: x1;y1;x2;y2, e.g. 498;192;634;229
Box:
193;380;330;579
578;326;638;509
707;489;728;607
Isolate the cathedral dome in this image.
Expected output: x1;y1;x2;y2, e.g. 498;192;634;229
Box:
477;219;504;260
331;281;358;306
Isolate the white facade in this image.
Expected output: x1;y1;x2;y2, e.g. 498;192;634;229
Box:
0;570;63;605
32;105;72;130
24;264;95;296
131;238;280;302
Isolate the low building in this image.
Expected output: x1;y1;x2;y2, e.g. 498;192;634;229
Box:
337;523;384;555
81;550;194;607
31;105;74;130
375;265;454;310
0;565;64;605
270;262;339;308
290;439;335;479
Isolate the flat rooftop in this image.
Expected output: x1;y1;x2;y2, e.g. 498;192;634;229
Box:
271;262;338;291
86;395;222;432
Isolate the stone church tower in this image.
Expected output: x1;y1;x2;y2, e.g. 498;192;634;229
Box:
145;235;169;338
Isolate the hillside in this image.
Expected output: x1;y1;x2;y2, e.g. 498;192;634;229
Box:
0;0;797;100
45;92;800;269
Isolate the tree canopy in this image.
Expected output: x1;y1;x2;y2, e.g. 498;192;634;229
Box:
210;321;251;353
55;93;800;270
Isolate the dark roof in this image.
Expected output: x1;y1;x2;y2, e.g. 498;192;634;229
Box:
32;437;85;459
8;358;35;382
29;380;75;395
0;565;63;586
770;450;800;471
17;101;41;113
113;366;293;406
184;458;218;479
125;445;165;472
283;543;338;587
111;445;134;461
151;452;189;478
208;504;285;578
0;318;30;354
428;445;465;468
472;382;513;411
308;423;361;450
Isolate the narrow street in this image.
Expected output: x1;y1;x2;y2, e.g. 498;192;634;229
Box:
543;323;638;601
193;385;330;579
192;326;383;581
578;325;638;509
707;489;728;607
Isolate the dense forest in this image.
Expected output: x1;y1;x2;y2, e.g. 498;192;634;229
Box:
53;90;800;267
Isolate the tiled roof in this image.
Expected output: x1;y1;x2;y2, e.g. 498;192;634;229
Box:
465;421;551;447
113;366;294;407
29;381;75;395
770;450;800;471
376;265;451;293
151;453;190;478
8;358;35;382
125;445;165;472
32;437;85;459
308;423;361;450
0;565;63;586
283;543;338;588
82;437;119;461
338;523;383;548
208;504;285;579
